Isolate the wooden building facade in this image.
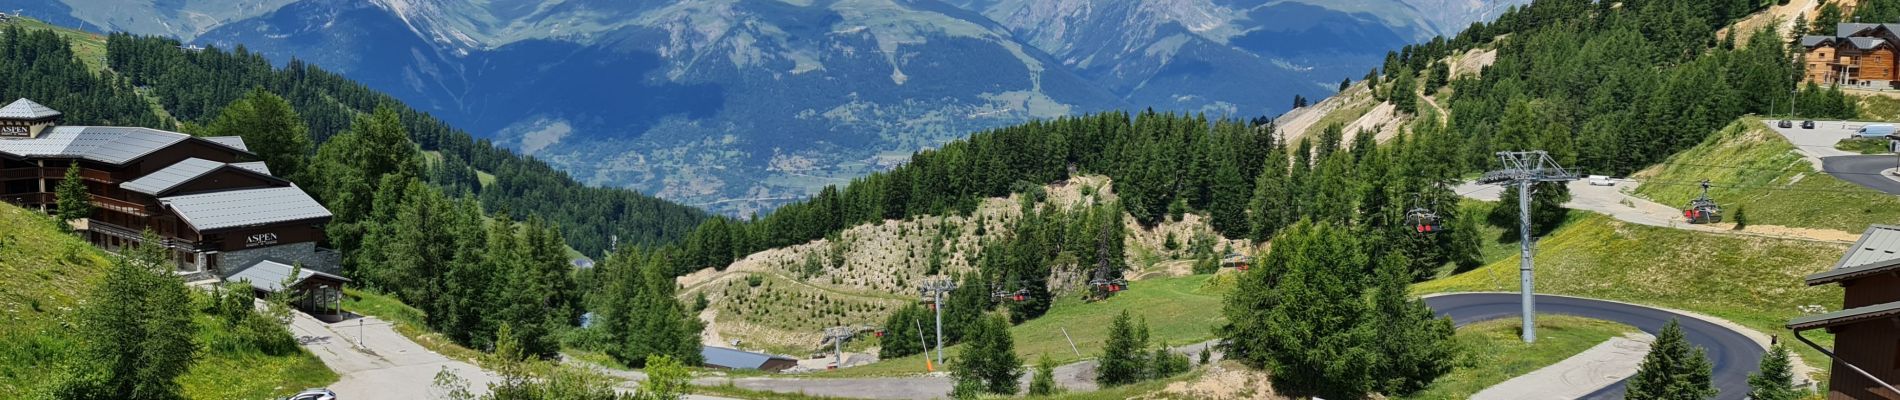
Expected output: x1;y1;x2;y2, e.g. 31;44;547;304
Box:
1789;225;1900;400
0;98;337;279
1802;23;1900;88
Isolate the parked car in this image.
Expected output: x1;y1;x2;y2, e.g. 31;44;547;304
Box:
1802;120;1816;129
1857;124;1898;138
286;389;336;400
1778;120;1793;128
1588;175;1615;186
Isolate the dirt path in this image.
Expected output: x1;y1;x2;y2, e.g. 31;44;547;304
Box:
1455;180;1857;243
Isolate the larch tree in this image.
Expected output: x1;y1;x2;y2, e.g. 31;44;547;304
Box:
205;88;313;180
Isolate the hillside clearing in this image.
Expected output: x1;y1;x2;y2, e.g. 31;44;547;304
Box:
682;176;1249;356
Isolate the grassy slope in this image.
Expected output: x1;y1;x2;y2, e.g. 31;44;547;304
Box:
820;274;1229;377
1415;213;1843;379
0;203;335;398
1408;316;1638;400
1634;118;1900;233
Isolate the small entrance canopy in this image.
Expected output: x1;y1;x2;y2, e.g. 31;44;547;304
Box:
226;259;350;314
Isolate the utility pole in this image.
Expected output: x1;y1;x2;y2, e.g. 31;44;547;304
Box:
1477;151;1579;344
919;277;958;367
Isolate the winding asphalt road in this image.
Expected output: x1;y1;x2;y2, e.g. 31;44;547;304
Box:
1426;294;1763;400
1823;155;1900;195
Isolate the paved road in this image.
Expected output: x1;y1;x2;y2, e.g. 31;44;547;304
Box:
1823;155;1900;195
1766;119;1900;194
290;313;500;400
1473;332;1654;400
1425;294;1765;400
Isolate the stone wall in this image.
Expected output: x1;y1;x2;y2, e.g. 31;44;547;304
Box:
216;242;338;277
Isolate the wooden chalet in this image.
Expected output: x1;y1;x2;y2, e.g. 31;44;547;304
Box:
0;98;339;286
1802;23;1900;88
1789;225;1900;399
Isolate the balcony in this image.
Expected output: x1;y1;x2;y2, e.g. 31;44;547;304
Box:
88;194;150;217
0;168;35;180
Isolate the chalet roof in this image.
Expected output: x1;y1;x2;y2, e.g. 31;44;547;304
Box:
120;157;286;196
225;259;350;292
1800;35;1835;47
0;126;254;165
1837;23;1882;37
701;346;795;370
231;161;272;176
0;98;60;120
1809;225;1900;285
203;136;248;152
1787;300;1900;331
160;185;331;231
1849;37;1890;50
121;158;225;195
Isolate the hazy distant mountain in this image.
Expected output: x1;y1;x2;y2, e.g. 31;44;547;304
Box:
9;0;1525;215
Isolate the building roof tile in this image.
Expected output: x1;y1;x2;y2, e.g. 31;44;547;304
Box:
0;98;61;120
160;186;331;231
701;346;794;370
1788;300;1900;331
203;136;248;152
1811;225;1900;285
225;259;350;292
120;158;225;195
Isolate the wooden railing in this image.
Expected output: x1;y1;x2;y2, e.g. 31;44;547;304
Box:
0;168;35;180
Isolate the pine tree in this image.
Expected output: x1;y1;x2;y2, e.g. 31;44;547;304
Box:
55;160;92;226
1814;3;1843;39
1028;354;1059;396
950;314;1022;395
1627;320;1717;400
57;232;197;400
205;87;313;180
1097;310;1148;387
1248;141;1290;242
1746;344;1801;400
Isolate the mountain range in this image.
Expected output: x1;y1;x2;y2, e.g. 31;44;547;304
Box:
3;0;1525;215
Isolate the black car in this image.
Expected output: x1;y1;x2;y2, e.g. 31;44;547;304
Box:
1778;120;1793;128
1802;120;1816;129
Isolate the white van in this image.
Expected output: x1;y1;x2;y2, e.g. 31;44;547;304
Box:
1857;124;1897;138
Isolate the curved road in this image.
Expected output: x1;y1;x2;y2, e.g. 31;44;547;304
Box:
1822;155;1900;195
1426;293;1763;400
706;293;1767;400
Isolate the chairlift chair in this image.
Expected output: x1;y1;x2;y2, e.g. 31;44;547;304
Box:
1220;253;1252;271
1683;179;1722;224
1403;193;1446;233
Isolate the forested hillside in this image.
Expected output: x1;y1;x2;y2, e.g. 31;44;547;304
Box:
0;19;708;374
57;33;706;255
